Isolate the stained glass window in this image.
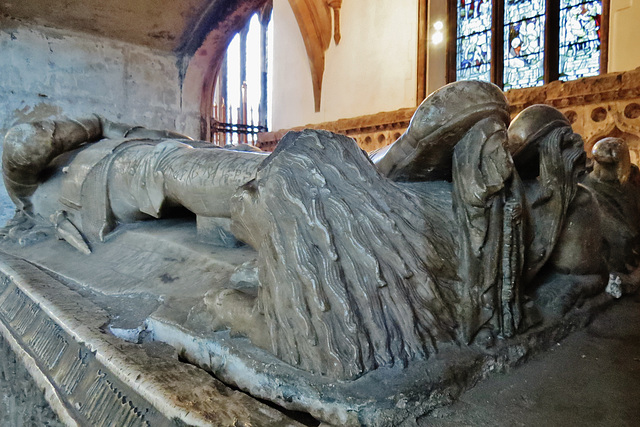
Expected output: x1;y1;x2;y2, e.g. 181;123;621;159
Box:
452;0;605;90
559;0;602;81
456;0;493;82
503;0;546;90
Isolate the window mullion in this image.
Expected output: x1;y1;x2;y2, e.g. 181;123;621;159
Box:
239;23;249;123
445;0;457;84
492;0;504;88
600;0;610;74
220;51;228;118
544;0;559;84
259;15;269;129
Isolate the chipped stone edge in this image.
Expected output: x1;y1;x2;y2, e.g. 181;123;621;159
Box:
0;313;80;426
0;251;298;427
0;255;176;425
148;285;622;426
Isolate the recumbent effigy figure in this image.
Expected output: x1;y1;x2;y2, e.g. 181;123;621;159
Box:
2;81;639;383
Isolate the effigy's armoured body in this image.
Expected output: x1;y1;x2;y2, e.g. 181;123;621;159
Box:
2;81;639;424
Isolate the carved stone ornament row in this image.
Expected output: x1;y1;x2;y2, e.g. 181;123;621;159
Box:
258;68;640;162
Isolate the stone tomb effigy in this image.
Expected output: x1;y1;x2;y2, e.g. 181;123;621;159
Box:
1;81;639;426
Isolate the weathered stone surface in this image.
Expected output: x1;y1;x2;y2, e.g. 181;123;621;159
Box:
0;246;304;426
257;107;415;152
2;81;640;426
0;333;63;426
0;18;200;142
0;215;624;426
0;0;256;54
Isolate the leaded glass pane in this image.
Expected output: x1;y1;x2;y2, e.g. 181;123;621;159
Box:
503;0;546;90
559;0;602;81
562;0;595;7
457;31;492;81
456;0;492;82
504;0;546;23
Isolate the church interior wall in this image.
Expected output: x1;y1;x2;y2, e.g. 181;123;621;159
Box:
270;0;640;131
2;2;639;145
609;0;640;72
0;18;201;141
0;1;639;198
271;0;419;130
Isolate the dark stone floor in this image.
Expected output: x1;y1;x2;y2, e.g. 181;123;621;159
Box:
421;292;640;427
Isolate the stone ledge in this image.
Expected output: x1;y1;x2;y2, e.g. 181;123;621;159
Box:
0;249;303;427
505;67;640;113
0;218;627;426
257;108;415;152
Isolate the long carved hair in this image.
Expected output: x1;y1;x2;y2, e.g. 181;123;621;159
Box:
242;130;459;380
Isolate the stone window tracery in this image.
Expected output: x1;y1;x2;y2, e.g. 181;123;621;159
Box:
212;6;273;145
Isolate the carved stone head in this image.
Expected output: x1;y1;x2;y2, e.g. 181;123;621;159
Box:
591;137;632;184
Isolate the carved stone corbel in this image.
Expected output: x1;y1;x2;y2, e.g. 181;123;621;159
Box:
326;0;342;44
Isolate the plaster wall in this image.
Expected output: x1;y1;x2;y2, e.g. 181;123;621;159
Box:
425;0;448;95
271;0;419;130
609;0;640;72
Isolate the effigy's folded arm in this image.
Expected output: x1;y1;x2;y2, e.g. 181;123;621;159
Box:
1;115;266;250
3;116;104;211
2;115;192;212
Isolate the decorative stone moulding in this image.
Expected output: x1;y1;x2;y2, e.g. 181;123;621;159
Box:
0;253;299;426
257;107;415;152
259;68;640;164
506;67;640;165
2;80;640;426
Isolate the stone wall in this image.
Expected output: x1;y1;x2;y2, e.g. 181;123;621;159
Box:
0;17;203;222
0;17;200;140
0;334;62;426
507;68;640;164
270;0;420;130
